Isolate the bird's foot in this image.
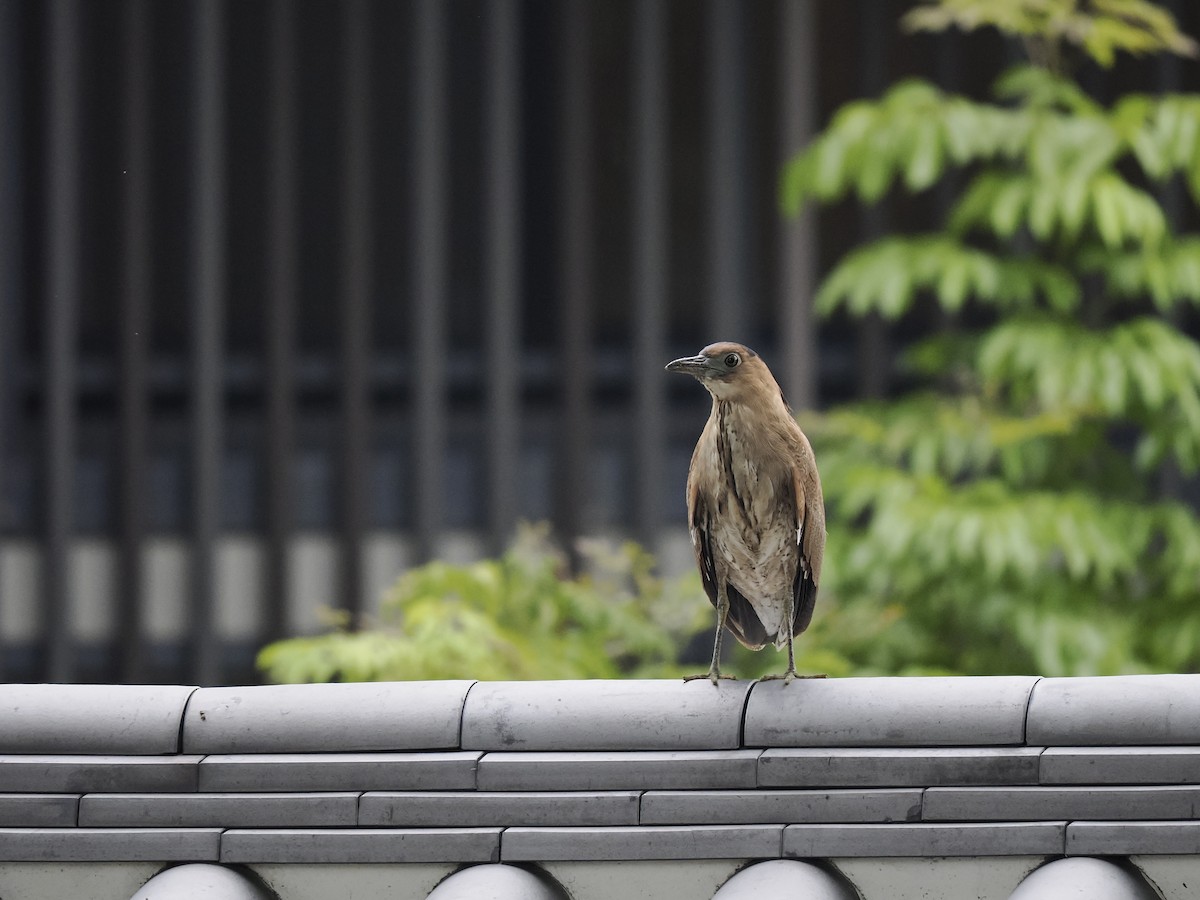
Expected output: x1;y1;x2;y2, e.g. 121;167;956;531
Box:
683;671;737;685
758;670;827;684
759;670;795;685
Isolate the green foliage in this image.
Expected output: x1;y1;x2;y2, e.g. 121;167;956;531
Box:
782;1;1200;675
258;525;708;683
902;0;1197;70
815;237;1079;316
784;68;1200;219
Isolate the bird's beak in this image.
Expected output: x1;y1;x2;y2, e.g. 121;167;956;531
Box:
665;355;709;376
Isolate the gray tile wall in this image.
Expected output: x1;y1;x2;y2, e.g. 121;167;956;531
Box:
0;676;1198;898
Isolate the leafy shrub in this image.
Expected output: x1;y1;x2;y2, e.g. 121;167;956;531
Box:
783;0;1200;676
257;525;709;682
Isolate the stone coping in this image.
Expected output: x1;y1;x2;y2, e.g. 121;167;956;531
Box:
1;675;1198;755
0;676;1197;867
2;821;1198;862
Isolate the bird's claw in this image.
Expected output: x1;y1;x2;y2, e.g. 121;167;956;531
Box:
683;671;737;685
758;671;827;684
760;670;795;685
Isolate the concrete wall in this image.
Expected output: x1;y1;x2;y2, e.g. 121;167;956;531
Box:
1;676;1198;899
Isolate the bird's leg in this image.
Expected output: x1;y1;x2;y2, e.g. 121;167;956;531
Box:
758;587;825;683
759;620;799;683
782;628;797;683
759;632;826;682
684;582;736;684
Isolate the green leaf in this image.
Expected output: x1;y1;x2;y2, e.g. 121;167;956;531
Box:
905;118;944;191
990;177;1029;237
1093;176;1125;247
1058;174;1090;240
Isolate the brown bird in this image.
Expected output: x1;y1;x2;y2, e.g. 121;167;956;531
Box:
666;342;825;684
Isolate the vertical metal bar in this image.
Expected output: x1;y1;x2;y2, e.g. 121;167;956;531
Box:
856;0;889;399
117;0;151;682
485;0;521;555
0;0;23;680
190;0;225;685
340;0;371;619
1157;0;1184;502
933;24;962;222
413;0;447;562
931;26;963;344
554;0;592;559
264;0;297;639
1157;0;1184;227
632;0;667;546
43;0;82;682
777;0;819;411
707;0;750;341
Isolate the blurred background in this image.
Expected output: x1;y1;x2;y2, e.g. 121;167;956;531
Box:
2;0;1199;686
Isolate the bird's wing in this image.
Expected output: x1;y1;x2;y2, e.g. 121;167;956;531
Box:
689;481;770;651
791;463;820;636
687;477;718;605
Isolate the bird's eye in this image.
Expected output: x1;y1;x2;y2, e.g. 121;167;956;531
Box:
724;353;741;368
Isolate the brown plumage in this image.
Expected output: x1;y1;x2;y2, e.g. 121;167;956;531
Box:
666;341;825;683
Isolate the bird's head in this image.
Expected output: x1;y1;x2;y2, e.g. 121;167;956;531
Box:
665;341;783;404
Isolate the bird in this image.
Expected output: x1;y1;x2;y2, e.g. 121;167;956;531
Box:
666;341;825;684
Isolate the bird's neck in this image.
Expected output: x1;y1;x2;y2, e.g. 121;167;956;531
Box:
709;392;792;433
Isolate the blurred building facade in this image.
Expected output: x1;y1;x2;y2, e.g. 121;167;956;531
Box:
1;0;1197;684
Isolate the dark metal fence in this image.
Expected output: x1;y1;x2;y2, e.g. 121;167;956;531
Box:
0;0;1195;685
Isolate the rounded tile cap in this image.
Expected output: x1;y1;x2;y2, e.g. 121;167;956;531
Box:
182;681;474;754
427;864;566;900
131;864;271;900
461;680;753;751
0;684;196;755
1008;858;1158;899
713;860;857;900
746;676;1039;747
1026;675;1200;745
